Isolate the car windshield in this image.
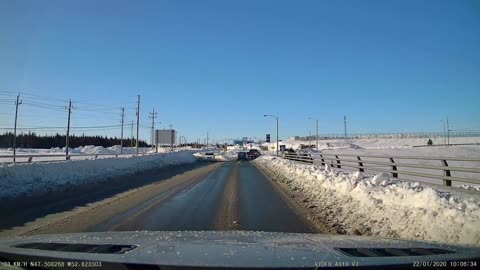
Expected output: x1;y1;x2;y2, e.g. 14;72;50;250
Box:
0;0;479;269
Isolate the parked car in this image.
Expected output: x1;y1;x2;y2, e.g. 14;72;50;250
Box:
247;149;261;159
237;152;248;160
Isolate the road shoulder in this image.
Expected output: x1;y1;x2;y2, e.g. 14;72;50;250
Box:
252;160;335;234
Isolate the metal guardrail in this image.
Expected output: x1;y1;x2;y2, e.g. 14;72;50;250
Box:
283;152;480;186
0;153;149;164
283;153;314;164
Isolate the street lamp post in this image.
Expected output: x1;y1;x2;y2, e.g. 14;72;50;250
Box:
308;118;319;150
264;114;279;156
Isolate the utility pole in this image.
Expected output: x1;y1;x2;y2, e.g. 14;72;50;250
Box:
316;119;319;150
309;130;312;149
65;100;72;159
441;120;446;146
12;93;22;163
276;117;279;156
130;120;134;147
136;95;140;155
120;107;124;154
155;121;161;153
207;131;209;148
169;124;173;151
446;117;450;146
344;116;347;139
149;108;157;148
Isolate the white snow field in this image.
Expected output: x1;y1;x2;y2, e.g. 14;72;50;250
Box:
262;136;480;151
0;150;196;199
0;146;173;163
254;156;480;246
263;137;480;187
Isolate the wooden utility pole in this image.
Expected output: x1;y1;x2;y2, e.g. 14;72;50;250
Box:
65;100;72;159
131;120;134;147
136;95;140;155
169;124;173;151
13;93;22;163
149;108;157;149
447;117;450;146
120;107;124;154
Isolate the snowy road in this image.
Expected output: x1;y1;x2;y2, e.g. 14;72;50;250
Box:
1;161;317;237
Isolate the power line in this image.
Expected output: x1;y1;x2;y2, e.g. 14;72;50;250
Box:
74;107;121;115
0;124;124;130
0;91;68;103
18;92;69;103
20;102;66;112
0;101;15;106
22;100;66;108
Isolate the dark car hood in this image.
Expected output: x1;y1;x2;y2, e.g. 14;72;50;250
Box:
0;231;478;269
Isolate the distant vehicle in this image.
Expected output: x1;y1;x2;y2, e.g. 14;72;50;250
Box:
203;152;215;160
247;149;261;159
237;152;248;160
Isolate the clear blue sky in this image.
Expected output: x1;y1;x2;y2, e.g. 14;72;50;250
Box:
0;0;479;142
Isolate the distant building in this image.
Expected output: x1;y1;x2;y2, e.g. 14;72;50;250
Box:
233;137;255;146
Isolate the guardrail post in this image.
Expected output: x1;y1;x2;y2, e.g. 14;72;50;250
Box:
66;155;70;161
335;155;341;168
389;158;398;178
28;157;33;163
357;156;364;172
95;155;98;160
115;155;118;158
441;159;452;186
320;154;325;166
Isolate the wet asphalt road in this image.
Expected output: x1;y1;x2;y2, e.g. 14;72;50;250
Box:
88;161;315;233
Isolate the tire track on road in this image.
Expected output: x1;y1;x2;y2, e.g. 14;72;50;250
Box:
214;161;242;230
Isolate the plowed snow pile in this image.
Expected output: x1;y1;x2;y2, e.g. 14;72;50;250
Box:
0;151;196;199
254;156;480;246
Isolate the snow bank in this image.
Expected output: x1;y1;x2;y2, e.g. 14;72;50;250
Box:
461;184;480;192
254;156;480;246
2;146;153;155
0;151;196;199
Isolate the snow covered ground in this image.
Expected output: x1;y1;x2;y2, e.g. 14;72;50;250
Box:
262;137;480;187
314;146;480;187
0;150;196;199
254;156;480;246
262;136;480;151
0;146;186;163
